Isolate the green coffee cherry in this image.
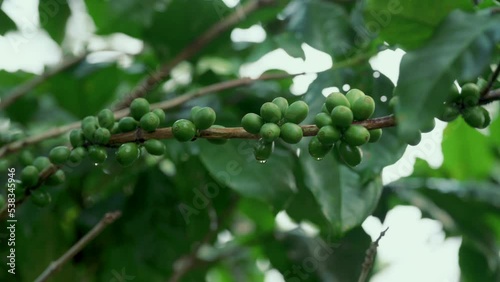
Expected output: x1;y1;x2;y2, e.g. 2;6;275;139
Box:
116;143;140;166
172;119;196;142
420;118;435;133
98;109;115;129
152;108;166;125
321;104;329;114
69;147;86;164
82;116;99;141
308;136;332;159
13;181;25;199
193;107;216;130
345;89;365;106
437;104;459;122
110;123;121;134
241;113;264;134
118;117;138;132
49;146;70;164
130;98;150;121
140;112;160;132
314;113;333;128
352;96;375;121
88;146;107;164
343;125;370;146
30;189;51;207
404;130;422;146
279;123;303;144
70;129;85;147
317;125;341;145
21;165;39;187
479;107;491;129
144;139;166;155
284;101;309;124
368;129;383;143
190;106;202;121
325;92;350;112
260;123;280;142
462;106;485;128
331;106;353;128
272;97;289;116
254;139;274;162
448;84;461;103
93;128;111;144
45;170;65;186
461;83;480;107
20;150;34;166
338;142;362;167
260;102;282;123
207;125;228;145
388;96;399;112
33;157;51;172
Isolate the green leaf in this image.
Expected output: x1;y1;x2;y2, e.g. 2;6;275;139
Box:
365;0;474;50
283;0;356;59
394;10;500;137
440;118;495;180
48;63;120;118
298;150;383;234
0;7;16;34
263;227;371;281
459;239;500;282
198;140;296;209
84;0;156;37
273;32;306;59
39;0;71;44
144;0;231;59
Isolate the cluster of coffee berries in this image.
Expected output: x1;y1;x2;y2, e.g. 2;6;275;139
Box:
312;89;380;166
172;106;226;144
437;83;490;128
241;98;309;162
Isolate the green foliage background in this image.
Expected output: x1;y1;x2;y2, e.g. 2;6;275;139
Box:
0;0;499;281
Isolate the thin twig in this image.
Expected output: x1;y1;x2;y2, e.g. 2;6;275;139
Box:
479;88;500;105
0;72;299;158
358;227;389;282
0;53;88;110
112;0;273;110
33;211;122;282
480;61;500;97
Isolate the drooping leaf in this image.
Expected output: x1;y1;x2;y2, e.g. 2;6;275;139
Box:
365;0;474;50
394;10;500;138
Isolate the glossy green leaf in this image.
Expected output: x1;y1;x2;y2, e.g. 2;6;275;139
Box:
395;10;500;138
198;140;296;209
39;0;71;44
283;0;356;58
441;118;495;180
365;0;473;50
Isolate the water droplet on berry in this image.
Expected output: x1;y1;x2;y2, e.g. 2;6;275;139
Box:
315;158;323;161
258;160;267;164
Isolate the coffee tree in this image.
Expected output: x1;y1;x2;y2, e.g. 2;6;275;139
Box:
0;0;499;281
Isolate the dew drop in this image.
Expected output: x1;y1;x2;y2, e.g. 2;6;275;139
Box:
94;163;99;166
258;160;267;164
315;158;323;161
